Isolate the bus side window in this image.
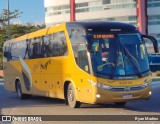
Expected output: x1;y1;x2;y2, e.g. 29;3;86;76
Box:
3;44;8;59
7;43;12;61
41;36;46;58
3;43;11;62
51;31;68;57
25;39;32;59
11;42;18;60
43;35;52;57
17;40;27;60
31;37;42;59
23;40;29;59
44;31;68;57
28;39;34;59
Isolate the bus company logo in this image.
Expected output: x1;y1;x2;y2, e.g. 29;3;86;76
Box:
33;60;43;72
33;59;52;72
40;59;51;71
110;29;121;32
125;86;130;91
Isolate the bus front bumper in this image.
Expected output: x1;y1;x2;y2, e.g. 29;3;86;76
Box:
91;86;151;103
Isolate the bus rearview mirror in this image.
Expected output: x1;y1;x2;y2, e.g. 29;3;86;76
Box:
142;35;159;53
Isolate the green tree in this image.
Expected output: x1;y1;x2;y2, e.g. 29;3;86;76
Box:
0;9;22;25
0;9;22;47
0;9;45;70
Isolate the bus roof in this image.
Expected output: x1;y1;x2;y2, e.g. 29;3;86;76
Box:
4;22;138;44
66;22;139;34
4;23;66;44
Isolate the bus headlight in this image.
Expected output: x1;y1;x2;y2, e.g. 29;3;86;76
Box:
141;81;151;87
100;84;112;90
88;79;112;90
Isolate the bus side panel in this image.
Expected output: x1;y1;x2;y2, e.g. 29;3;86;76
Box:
39;57;66;99
22;59;50;97
39;56;93;102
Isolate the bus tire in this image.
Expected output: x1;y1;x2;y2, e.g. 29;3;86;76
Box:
67;83;81;108
114;102;126;106
16;81;31;99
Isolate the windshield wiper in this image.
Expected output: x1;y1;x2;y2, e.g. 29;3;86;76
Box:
118;40;142;77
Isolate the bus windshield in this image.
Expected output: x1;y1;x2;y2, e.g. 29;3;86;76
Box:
88;33;150;79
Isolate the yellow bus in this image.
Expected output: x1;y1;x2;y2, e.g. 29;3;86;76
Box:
3;22;159;108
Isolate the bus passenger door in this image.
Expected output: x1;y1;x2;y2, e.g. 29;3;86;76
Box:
76;43;92;102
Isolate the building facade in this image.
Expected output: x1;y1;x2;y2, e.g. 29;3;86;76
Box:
44;0;160;43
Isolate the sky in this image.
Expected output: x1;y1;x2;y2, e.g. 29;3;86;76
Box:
0;0;45;25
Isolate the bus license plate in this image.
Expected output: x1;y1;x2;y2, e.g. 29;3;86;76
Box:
123;94;132;98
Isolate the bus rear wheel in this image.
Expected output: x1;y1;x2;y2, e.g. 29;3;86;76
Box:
67;83;81;108
16;81;30;99
114;102;126;106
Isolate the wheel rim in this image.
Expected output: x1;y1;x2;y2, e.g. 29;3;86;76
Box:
68;88;74;102
67;84;81;108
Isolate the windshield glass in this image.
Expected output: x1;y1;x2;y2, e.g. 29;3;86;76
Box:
88;33;150;79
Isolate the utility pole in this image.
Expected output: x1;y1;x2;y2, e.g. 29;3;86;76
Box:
137;0;148;35
70;0;76;22
7;0;11;39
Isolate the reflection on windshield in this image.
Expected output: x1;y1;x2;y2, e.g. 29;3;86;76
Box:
89;33;150;79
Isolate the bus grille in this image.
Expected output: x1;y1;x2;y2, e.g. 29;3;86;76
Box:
109;83;150;92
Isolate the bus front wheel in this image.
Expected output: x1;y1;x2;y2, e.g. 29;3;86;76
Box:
67;83;81;108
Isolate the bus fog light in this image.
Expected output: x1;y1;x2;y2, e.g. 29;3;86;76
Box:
96;94;101;98
149;91;152;95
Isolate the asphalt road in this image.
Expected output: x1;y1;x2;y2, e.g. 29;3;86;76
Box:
0;80;160;124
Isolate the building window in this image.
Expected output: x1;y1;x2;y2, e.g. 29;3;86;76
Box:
45;1;137;17
148;21;160;25
76;2;88;7
102;0;111;4
147;1;160;7
148;15;160;20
